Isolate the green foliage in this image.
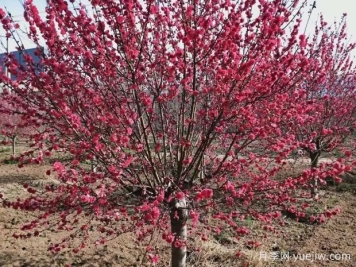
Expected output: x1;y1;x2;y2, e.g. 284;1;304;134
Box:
213;231;234;245
236;216;256;227
3;158;17;164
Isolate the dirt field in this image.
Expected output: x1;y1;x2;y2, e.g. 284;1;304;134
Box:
0;149;356;266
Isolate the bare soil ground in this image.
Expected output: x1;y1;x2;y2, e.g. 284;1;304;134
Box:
271;191;356;267
0;146;355;266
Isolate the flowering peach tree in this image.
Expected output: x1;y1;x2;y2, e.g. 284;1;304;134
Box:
0;0;353;266
292;15;356;197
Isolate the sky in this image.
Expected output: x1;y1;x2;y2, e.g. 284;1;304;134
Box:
0;0;356;53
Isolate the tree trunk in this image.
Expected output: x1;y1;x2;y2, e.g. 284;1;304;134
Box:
11;136;16;156
310;152;319;198
91;156;97;172
170;197;188;267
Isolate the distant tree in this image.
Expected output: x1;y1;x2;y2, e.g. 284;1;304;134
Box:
294;15;356;198
0;98;33;156
0;1;351;266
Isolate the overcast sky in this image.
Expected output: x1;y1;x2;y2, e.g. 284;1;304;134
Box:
1;0;355;53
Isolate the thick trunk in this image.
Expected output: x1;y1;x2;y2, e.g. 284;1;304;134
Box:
310;152;319;198
170;197;188;267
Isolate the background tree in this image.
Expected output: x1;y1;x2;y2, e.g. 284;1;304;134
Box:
0;98;34;156
0;1;351;266
293;15;356;198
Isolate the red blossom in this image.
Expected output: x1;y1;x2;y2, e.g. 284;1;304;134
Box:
176;192;185;200
196;188;213;201
148;254;159;265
